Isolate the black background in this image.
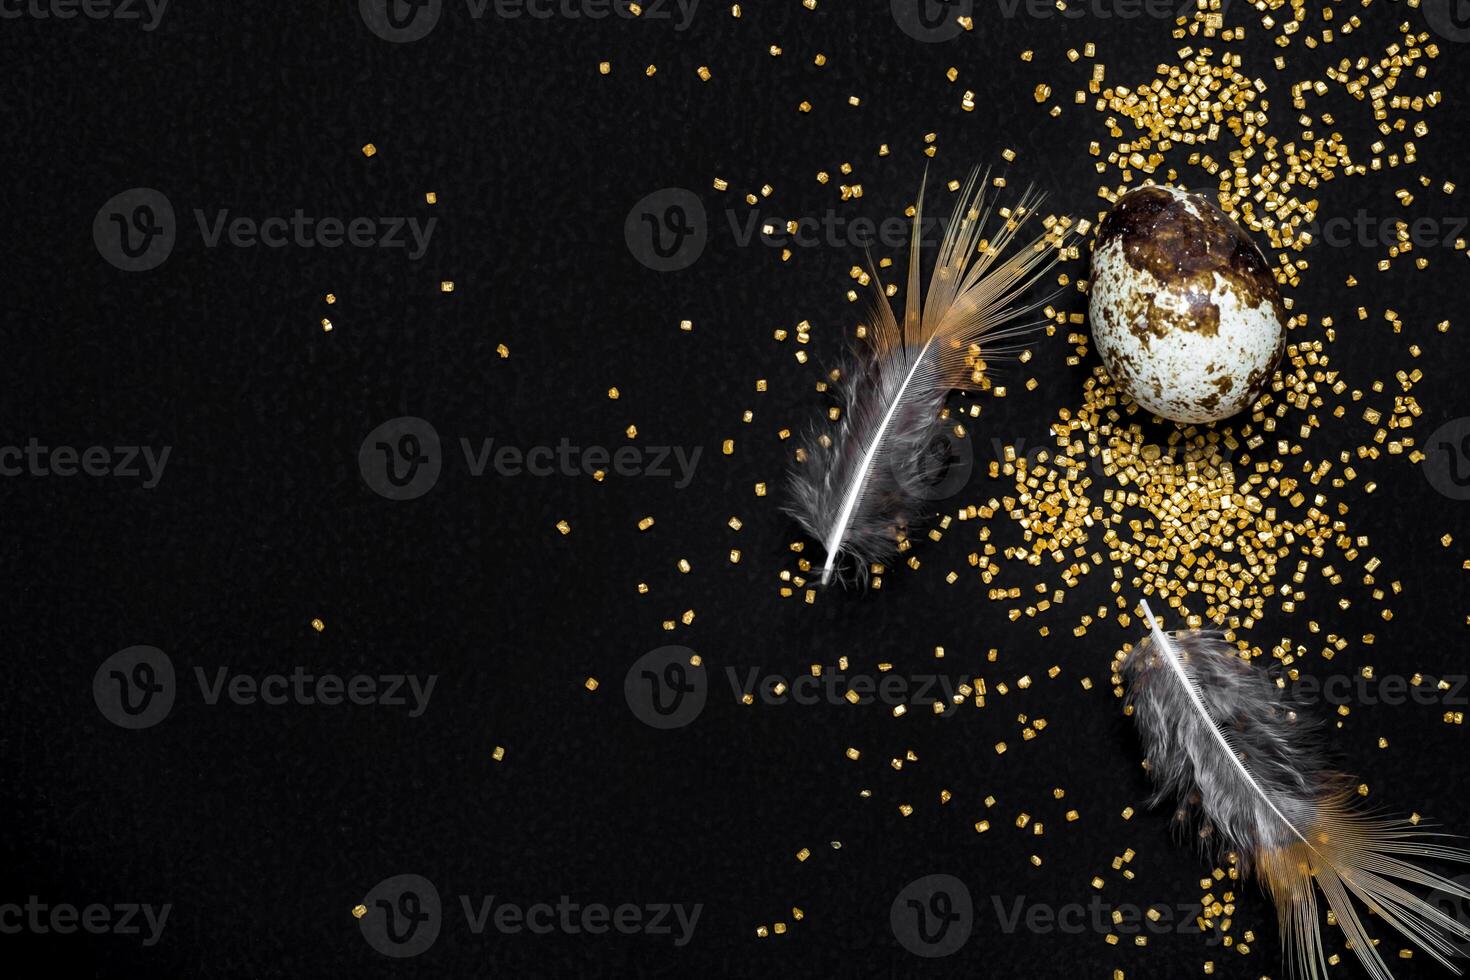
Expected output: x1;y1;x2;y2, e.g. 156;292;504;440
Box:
4;1;1470;977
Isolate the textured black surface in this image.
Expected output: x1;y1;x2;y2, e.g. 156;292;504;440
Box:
3;2;1470;978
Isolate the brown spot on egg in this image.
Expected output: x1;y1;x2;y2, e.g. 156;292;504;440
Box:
1096;185;1285;332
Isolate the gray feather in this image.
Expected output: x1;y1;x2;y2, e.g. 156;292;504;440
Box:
1122;606;1327;862
784;169;1068;586
783;350;950;587
1122;601;1470;980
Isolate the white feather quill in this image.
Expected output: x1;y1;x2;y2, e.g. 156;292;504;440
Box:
1124;600;1470;980
785;170;1068;586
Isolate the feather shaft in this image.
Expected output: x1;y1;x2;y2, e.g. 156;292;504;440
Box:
819;336;939;586
1138;601;1312;849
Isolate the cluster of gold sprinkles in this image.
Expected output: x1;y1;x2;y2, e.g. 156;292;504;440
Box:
583;2;1465;969
964;346;1420;653
1040;3;1450;266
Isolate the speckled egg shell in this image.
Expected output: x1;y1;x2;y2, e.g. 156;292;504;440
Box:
1088;185;1286;424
